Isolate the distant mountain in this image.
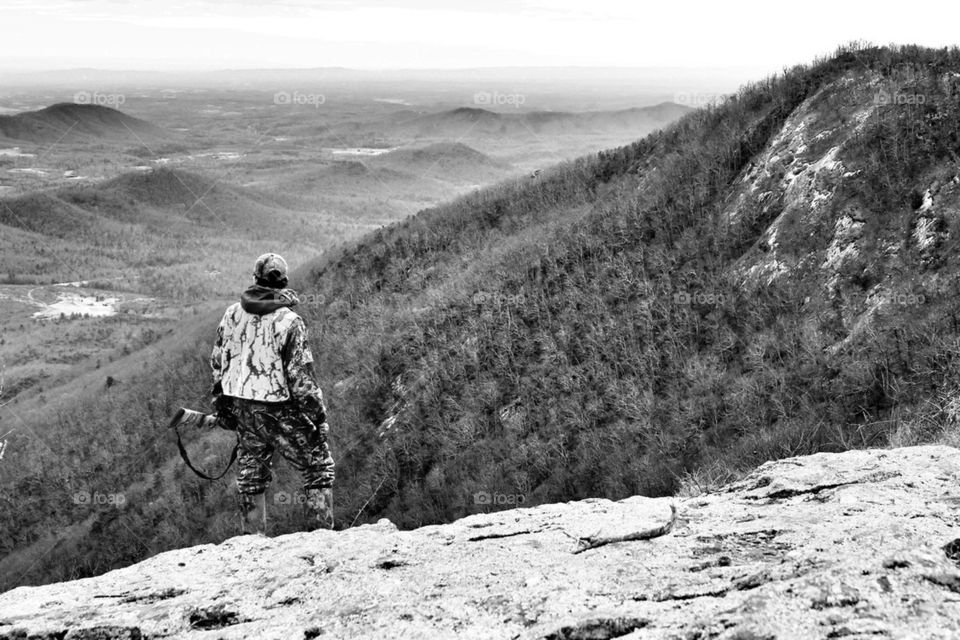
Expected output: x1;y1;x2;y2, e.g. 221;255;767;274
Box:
0;103;167;143
0;166;333;289
370;142;513;181
101;166;238;210
271;143;515;199
398;102;692;138
375;141;507;166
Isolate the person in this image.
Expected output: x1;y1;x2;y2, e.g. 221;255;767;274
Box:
209;253;334;534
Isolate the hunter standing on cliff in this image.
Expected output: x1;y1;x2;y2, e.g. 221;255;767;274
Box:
210;253;334;533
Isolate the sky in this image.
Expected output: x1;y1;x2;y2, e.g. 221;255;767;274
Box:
2;0;959;72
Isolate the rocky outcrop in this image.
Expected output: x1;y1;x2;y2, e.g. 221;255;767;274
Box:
730;72;872;291
722;68;960;359
3;445;960;639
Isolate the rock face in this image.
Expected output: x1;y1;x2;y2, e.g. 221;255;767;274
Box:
3;445;960;639
728;69;960;356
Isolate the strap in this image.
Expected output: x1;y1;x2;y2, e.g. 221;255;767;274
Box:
174;425;238;481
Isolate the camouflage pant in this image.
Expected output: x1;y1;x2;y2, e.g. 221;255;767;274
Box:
227;399;335;495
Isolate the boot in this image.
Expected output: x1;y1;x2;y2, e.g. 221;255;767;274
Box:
169;408;218;430
306;487;334;530
238;492;268;535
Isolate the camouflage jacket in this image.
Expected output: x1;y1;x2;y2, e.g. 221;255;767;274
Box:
211;286;325;417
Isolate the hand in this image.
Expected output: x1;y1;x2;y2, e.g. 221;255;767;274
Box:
296;395;325;428
212;392;232;416
305;400;326;427
211;393;237;430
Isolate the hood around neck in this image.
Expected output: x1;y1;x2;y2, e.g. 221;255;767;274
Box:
240;284;300;316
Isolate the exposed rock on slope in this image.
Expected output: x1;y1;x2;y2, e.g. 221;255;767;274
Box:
3;445;960;639
729;67;960;354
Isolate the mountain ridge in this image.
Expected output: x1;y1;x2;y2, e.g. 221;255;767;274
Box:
398;101;692;136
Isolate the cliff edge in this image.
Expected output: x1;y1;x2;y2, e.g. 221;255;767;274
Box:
3;445;960;639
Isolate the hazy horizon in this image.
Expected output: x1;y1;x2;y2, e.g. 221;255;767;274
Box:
4;0;959;74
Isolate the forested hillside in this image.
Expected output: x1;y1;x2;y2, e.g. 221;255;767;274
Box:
300;44;960;527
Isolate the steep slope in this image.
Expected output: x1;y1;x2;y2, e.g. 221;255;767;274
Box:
3;446;960;639
0;103;167;143
293;44;960;530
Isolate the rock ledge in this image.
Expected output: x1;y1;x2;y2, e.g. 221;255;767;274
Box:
3;446;960;639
